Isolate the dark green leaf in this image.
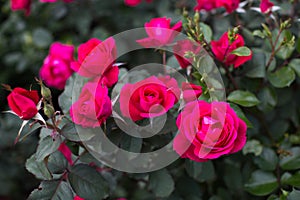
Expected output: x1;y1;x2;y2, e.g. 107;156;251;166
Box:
257;87;277;113
25;154;52;180
287;189;300;200
35;136;61;162
281;172;300;187
32;28;53;48
242;140;263;156
68;164;109;200
289;59;300;77
227;90;260;107
28;181;74;200
230;103;253;128
231;47;252;56
245;170;278;196
280;147;300;170
149;169;174;198
185;160;215;182
244;49;266;78
47;151;68;175
199;22;213;43
267;67;295;88
254;147;278;171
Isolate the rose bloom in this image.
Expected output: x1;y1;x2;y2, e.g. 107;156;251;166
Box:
173;39;202;69
124;0;152;6
211;32;252;68
260;0;274;13
71;37;119;87
7;87;40;120
194;0;217;11
73;196;84;200
120;76;180;121
11;0;31;15
136;17;182;48
40;42;74;90
70;81;112;128
216;0;240;13
182;82;202;102
173;100;247;162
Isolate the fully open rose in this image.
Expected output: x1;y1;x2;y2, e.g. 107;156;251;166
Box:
7;87;40;120
120;75;180;121
174;100;247;162
70;81;112;128
11;0;31;15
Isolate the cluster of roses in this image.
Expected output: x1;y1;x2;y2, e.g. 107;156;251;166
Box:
7;15;251;164
11;0;274;16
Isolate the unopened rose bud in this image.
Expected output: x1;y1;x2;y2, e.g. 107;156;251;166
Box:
44;104;55;118
193;12;200;23
41;84;52;100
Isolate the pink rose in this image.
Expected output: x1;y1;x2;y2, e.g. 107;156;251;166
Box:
71;37;119;87
73;196;84;200
260;0;274;13
174;100;247;162
70;81;112;128
211;32;252;68
40;42;74;90
11;0;31;15
7;87;40;120
194;0;217;11
173;39;202;69
136;17;182;48
124;0;152;6
216;0;240;13
120;76;180;121
182;82;202;102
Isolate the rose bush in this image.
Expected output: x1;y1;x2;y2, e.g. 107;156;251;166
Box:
1;0;300;199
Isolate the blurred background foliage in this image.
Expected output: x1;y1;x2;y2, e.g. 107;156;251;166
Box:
0;0;300;199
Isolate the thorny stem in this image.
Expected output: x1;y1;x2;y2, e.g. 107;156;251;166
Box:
266;29;283;70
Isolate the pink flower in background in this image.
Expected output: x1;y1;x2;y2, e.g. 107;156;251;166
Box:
40;42;74;90
73;196;84;200
71;37;119;87
173;39;202;69
70;81;112;128
194;0;217;11
136;17;182;47
58;142;73;165
260;0;274;13
211;32;252;68
40;0;73;3
174;101;247;162
11;0;31;15
7;88;40;120
216;0;240;13
120;76;180;121
124;0;152;6
182;82;202;102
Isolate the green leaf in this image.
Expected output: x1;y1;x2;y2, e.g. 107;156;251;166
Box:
227;90;260;107
47;151;68;175
199;22;213;43
267;67;296;88
287;189;300;200
280;147;300;170
276;30;295;60
257;87;277;113
28;181;74;200
254;147;278;171
185;160;215;182
120;134;142;153
35;136;61;162
289;59;300;77
244;48;266;78
68;164;109;200
245;170;278;196
25;154;52;180
243;140;263;156
230;103;253;128
32;28;53;48
281;172;300;187
231;47;252;56
60;123;81;142
253;30;266;39
149;169;175;198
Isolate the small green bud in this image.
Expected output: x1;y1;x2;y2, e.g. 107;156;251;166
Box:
183;9;189;18
193;12;200;23
280;18;291;30
44;104;55;118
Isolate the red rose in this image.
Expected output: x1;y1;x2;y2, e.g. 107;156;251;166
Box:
194;0;217;11
71;37;119;87
216;0;240;13
7;87;40;120
182;82;202;102
136;17;182;48
211;32;252;68
73;196;84;200
124;0;152;6
173;100;247;162
40;42;74;90
11;0;31;15
120;76;180;121
70;81;112;128
260;0;274;13
173;39;202;69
